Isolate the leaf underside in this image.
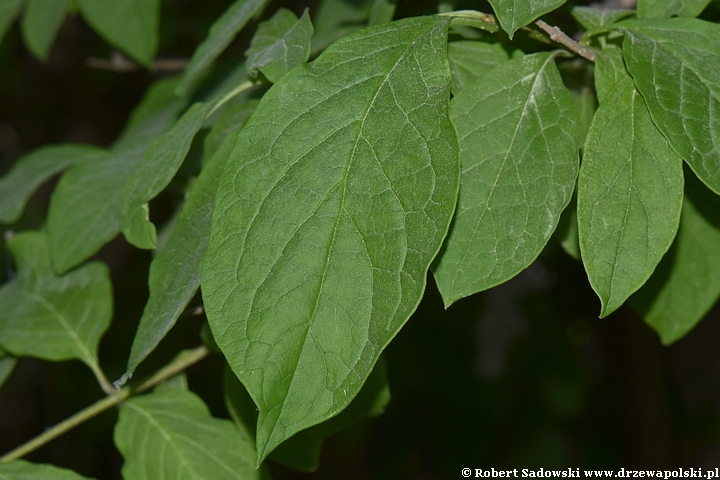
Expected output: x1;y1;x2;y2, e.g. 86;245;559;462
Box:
488;0;567;37
202;15;458;463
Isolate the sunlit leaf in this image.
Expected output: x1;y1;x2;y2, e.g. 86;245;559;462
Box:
433;52;581;306
202;16;457;463
620;18;720;194
114;390;259;480
578;75;683;317
0;231;112;381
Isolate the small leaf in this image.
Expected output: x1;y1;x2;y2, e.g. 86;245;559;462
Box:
114;390;259;480
0;231;112;376
0;349;17;388
176;0;269;96
78;0;160;68
0;460;93;479
578;75;683;317
123;132;235;379
0;0;24;46
0;144;105;224
630;171;720;344
571;6;634;30
432;52;581;306
224;357;389;472
47;79;185;272
637;0;711;19
202;16;457;463
488;0;567;37
19;0;68;60
447;39;520;94
619;18;720;194
554;194;580;260
121;102;208;250
311;0;374;53
594;47;627;103
245;8;313;83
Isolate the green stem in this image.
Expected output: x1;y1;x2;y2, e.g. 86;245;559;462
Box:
0;344;210;463
208;80;258;117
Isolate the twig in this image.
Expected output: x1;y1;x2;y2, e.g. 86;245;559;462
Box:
86;52;189;73
0;344;210;463
535;20;597;62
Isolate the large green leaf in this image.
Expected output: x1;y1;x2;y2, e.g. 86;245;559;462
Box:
488;0;567;37
224;356;389;472
114;390;259;480
432;52;581;306
0;231;112;382
0;460;92;479
122;132;236;380
447;39;520;95
0;0;24;46
202;15;457;463
630;171;720;344
578;75;683;317
47;79;185;272
176;0;268;96
245;8;313;83
78;0;159;68
0;144;105;224
121;102;208;250
619;18;720;194
203;99;259;160
637;0;711;19
19;0;69;60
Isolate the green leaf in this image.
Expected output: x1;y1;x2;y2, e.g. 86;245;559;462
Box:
311;0;374;53
224;357;390;472
121;102;208;250
571;6;633;30
369;0;396;25
78;0;159;68
619;18;720;194
19;0;68;60
432;52;581;306
202;15;457;463
447;39;520;95
637;0;711;18
0;144;106;224
0;460;93;479
488;0;567;37
114;390;259;480
594;47;627;103
122;132;235;380
203;99;258;161
630;171;720;344
245;8;313;83
0;231;112;379
578;75;683;317
176;0;268;96
555;193;580;261
0;349;16;388
0;0;24;46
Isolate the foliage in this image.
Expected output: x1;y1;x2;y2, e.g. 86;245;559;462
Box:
1;0;719;477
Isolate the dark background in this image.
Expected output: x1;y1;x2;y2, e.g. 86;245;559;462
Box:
2;0;720;478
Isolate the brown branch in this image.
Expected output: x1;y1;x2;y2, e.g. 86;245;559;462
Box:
535;20;597;62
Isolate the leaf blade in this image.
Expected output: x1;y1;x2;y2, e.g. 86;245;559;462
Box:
578;75;683;317
432;52;582;306
202;15;458;462
20;0;69;60
488;0;567;37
